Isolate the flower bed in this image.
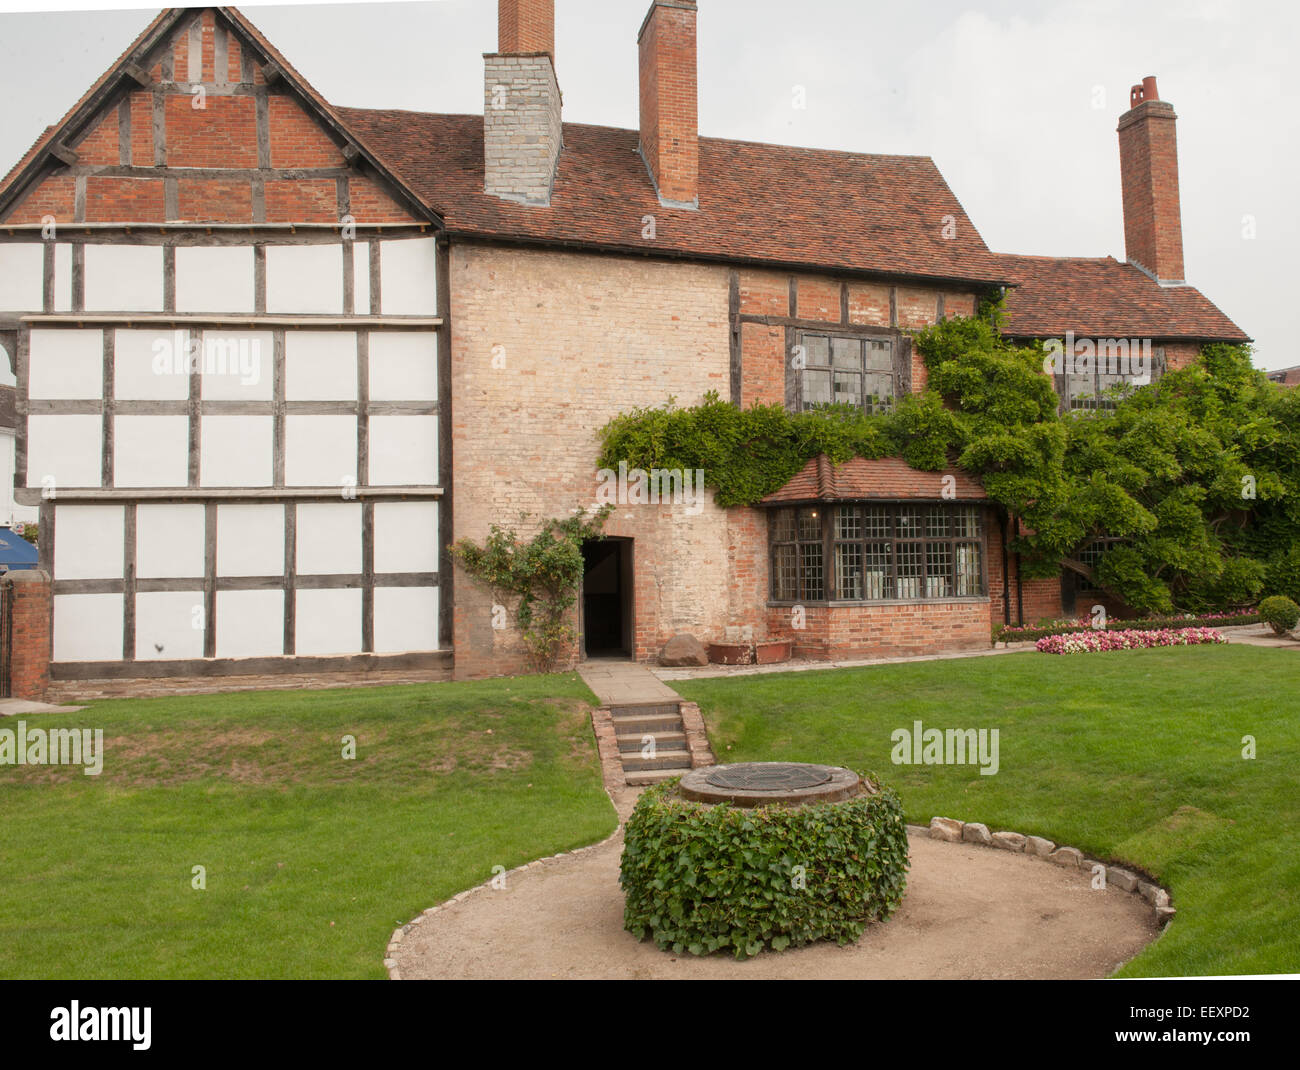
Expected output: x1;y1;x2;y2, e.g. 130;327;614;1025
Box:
1035;627;1228;655
996;609;1257;644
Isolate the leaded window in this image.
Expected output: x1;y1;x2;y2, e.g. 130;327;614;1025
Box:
798;332;896;414
769;503;986;602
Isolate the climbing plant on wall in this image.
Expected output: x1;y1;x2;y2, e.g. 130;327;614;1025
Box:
450;505;613;672
598;310;1297;615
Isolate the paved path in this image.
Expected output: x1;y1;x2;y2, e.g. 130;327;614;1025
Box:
0;699;86;716
578;660;683;706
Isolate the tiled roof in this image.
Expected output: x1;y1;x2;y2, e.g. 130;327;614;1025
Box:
998;254;1249;343
760;454;987;504
336;108;1010;285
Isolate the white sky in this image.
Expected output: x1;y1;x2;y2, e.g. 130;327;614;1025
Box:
0;0;1292;369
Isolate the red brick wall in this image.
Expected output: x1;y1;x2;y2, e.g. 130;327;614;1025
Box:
766;599;991;660
6;570;51;702
85;177;165;222
75;112;119;165
740;322;784;408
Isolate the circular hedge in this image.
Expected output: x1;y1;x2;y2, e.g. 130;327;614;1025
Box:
1259;595;1300;635
619;773;909;959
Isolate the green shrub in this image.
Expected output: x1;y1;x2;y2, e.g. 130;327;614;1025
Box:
619;775;908;959
1258;595;1300;636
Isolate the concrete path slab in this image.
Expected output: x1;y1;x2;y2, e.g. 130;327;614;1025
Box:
0;699;87;716
578;660;682;706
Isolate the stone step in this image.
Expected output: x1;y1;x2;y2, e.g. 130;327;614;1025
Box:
615;730;687;752
620;749;692;772
609;702;681;719
625;767;693;787
610;713;684;735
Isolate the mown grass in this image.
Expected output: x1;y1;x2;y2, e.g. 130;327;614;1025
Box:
0;674;616;979
674;644;1300;977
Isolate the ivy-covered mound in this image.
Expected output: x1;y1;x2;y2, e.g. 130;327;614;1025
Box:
598;311;1300;617
619;775;908;959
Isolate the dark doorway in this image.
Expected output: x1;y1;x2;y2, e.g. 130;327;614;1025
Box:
581;538;632;658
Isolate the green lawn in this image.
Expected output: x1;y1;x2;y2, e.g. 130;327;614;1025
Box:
674;644;1300;977
0;675;616;979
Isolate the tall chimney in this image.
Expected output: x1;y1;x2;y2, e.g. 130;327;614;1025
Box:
1117;76;1185;284
483;0;562;206
638;1;699;209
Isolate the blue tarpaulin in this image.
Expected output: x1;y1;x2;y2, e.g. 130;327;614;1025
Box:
0;527;39;570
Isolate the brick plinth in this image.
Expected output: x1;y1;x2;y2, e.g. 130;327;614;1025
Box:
5;569;51;701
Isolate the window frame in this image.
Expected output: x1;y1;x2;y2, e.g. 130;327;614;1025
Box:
767;501;989;606
790;326;907;415
1059;344;1167;413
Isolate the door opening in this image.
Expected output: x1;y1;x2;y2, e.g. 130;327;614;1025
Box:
581;537;632;658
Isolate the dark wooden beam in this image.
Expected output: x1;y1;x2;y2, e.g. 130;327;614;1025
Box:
123;62;152;88
49;142;79;166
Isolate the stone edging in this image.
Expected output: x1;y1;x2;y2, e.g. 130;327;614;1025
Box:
916;816;1175;927
677;701;717;767
589;705;627;791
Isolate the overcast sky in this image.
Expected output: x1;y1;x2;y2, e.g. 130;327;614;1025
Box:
1;0;1293;369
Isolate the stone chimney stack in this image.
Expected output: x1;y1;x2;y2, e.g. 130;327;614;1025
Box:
638;1;699;209
484;0;562;206
1117;76;1185;284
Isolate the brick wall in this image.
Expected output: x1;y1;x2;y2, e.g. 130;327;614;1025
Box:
450;243;740;677
765;599;991;660
5;570;51;701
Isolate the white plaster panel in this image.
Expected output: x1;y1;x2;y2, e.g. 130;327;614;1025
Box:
135;590;206;660
54;243;71;311
354;242;370;315
114;415;189;488
53;593;123;662
265;244;343;314
27;414;102;489
285;415;356;487
175;245;256;313
373;586;439;653
369;331;436;401
373;501;439;574
200;415;273;487
54;504;124;579
215;503;284;577
295;502;361;575
199;331;272;400
215;589;284;658
285;331;357;400
28;329;103;399
114;329;190;400
84;244;163;312
368;415;438;486
378;237;437;315
295;587;362;656
0;242;44;311
136;503;205;579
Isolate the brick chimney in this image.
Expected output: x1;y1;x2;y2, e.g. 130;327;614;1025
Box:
1117;76;1185;284
484;0;562;206
638;1;699;209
